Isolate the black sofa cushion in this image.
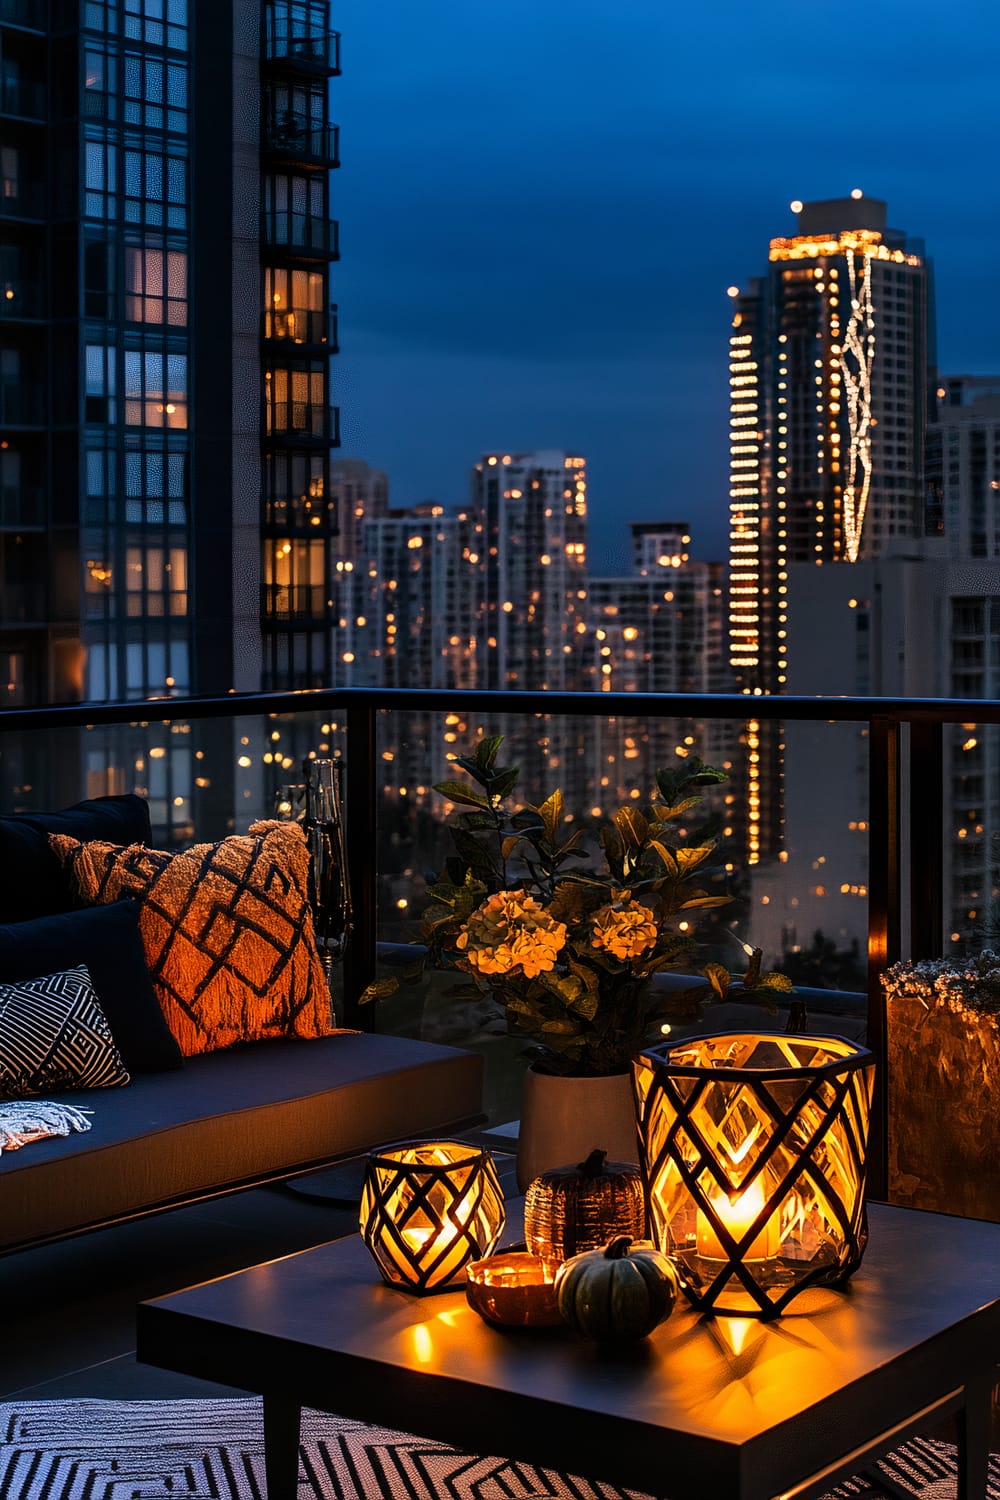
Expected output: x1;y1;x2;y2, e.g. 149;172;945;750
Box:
0;794;151;923
0;963;131;1098
0;902;183;1073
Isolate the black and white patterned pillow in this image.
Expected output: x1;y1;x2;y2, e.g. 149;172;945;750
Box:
0;964;130;1098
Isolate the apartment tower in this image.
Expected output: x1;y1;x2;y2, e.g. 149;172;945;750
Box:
0;0;341;714
727;194;930;863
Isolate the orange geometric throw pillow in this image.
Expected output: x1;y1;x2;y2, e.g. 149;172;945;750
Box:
49;821;337;1057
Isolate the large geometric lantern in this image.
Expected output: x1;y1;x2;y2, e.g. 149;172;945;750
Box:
633;1032;875;1319
359;1140;505;1294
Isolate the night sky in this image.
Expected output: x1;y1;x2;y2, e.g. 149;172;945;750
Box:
330;0;1000;572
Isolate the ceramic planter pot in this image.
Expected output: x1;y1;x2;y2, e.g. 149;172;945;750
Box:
515;1066;639;1193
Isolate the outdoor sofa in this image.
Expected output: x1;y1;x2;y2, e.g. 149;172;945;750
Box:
0;794;484;1257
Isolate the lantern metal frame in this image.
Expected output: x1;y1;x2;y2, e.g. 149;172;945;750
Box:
633;1031;875;1319
359;1138;506;1294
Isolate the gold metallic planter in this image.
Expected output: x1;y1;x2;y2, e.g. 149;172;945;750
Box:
359;1139;505;1294
633;1032;875;1319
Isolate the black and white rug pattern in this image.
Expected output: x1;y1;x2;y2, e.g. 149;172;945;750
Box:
0;1398;993;1500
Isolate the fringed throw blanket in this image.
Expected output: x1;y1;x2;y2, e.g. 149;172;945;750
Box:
0;1101;92;1154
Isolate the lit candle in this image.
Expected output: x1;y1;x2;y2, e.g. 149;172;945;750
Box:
400;1224;438;1254
695;1177;779;1263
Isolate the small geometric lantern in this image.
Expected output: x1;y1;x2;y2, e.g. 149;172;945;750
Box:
633;1032;875;1319
359;1139;506;1294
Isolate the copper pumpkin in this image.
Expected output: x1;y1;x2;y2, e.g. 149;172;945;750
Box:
524;1147;646;1261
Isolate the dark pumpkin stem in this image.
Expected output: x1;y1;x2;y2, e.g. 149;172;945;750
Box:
577;1148;607;1178
604;1236;632;1260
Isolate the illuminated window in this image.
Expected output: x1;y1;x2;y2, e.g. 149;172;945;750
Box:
124;247;187;325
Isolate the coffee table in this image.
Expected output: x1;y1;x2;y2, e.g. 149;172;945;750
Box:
136;1202;1000;1500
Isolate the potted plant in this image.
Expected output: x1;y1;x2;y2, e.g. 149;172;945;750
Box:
365;735;791;1188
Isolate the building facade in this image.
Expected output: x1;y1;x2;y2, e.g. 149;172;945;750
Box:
468;449;589;692
0;0;341;715
728;194;931;695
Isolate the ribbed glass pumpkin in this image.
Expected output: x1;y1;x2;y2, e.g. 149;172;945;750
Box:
524;1148;646;1261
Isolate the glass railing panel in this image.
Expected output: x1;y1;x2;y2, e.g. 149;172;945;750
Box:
367;706;870;1126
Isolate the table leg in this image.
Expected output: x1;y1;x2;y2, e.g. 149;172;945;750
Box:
956;1374;993;1500
263;1393;301;1500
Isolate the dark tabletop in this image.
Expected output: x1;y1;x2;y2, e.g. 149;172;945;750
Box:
138;1203;1000;1499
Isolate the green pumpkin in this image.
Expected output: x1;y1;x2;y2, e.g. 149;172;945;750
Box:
554;1236;678;1343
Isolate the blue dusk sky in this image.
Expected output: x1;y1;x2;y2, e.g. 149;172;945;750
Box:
331;0;1000;573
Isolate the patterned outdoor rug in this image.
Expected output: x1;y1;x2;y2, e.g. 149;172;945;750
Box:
0;1397;992;1500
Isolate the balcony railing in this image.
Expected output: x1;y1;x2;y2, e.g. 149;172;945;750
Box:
0;0;44;28
262;209;340;260
265;9;342;75
265;399;333;441
0;182;45;220
2;685;998;1194
262;582;329;621
0;483;44;526
264;306;331;346
0;76;45;120
0;380;43;425
262;119;340;171
0;278;43;319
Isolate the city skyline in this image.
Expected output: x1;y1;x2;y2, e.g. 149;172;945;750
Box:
331;0;1000;572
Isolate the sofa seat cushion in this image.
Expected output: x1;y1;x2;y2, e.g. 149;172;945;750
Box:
0;1033;484;1252
51;822;336;1056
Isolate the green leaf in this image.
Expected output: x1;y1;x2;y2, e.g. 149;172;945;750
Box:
704;962;732;1001
461;810;501;831
651;795;702;822
359;977;399;1005
614;806;649;850
649;840;680;878
536;789;564;843
678;895;732;910
474;734;505;771
674;844;714;874
489;765;521;801
434;780;490;809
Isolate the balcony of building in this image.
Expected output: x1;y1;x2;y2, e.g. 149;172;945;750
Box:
2;686;999;1468
0;73;44;121
0;479;44;527
264;398;340;446
0;171;44;221
264;2;342;77
0;0;45;27
262;581;330;623
0;269;43;321
0;376;44;427
262;116;340;172
262;208;340;261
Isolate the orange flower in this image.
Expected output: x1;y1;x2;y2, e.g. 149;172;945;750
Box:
590;900;658;962
457;888;567;979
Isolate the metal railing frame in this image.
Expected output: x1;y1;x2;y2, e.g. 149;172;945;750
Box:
1;685;993;1196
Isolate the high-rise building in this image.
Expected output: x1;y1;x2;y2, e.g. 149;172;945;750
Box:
726;195;931;868
329;457;388;565
0;0;341;711
469;449;589;691
727;195;931;695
